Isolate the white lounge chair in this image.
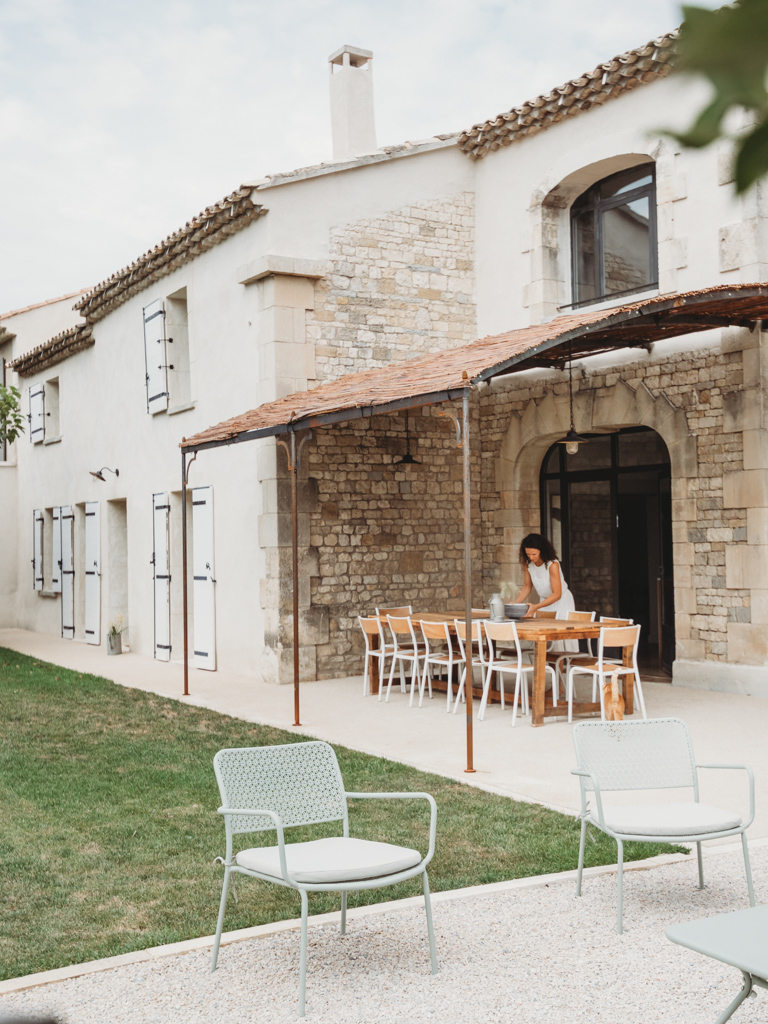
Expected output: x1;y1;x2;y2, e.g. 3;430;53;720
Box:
572;717;755;934
210;740;438;1015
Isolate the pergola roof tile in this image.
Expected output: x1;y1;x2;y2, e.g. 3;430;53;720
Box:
182;284;768;451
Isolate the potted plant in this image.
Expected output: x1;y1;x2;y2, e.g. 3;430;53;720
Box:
107;616;125;655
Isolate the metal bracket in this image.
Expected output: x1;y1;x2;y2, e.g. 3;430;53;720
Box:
276;430;313;472
437;406;463;447
182;450;197;485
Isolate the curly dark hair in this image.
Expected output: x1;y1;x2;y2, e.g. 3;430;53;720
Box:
519;533;559;567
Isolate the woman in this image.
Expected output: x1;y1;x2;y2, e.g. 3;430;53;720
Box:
515;533;578;653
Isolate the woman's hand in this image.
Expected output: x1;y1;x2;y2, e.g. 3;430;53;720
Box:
524;603;537;619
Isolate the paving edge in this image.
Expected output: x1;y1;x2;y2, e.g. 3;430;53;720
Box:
3;835;767;997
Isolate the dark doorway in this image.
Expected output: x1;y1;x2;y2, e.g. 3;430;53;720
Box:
540;427;674;676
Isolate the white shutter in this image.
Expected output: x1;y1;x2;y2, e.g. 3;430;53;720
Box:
152;492;171;661
61;505;75;639
52;507;62;593
29;384;45;443
84;501;101;645
32;510;44;590
143;299;168;414
192;485;216;670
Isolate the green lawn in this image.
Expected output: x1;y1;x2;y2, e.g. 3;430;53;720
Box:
0;648;683;980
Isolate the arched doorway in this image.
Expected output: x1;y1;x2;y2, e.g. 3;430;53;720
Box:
539;426;674;674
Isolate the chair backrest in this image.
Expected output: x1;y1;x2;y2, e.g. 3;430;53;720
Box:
213;741;347;835
598;624;640;659
453;618;485;662
482;619;521;659
377;605;412;617
572;718;697;792
419;619;451;642
600;616;633;626
534;609;557;619
568;610;596;622
359;615;383;637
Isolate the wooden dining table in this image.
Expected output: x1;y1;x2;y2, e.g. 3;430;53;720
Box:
369;612;635;727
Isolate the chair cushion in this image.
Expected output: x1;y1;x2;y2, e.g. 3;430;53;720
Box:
236;836;422;884
591;802;742;837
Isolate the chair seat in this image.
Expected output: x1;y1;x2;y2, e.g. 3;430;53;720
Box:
571;660;633;673
592;802;742;837
236;836;422;884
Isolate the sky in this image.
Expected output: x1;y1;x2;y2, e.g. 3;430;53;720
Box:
0;0;721;312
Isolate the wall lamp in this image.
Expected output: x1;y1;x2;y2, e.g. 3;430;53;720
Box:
90;467;120;482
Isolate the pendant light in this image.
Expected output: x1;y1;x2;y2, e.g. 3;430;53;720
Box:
558;341;588;456
394;410;421;465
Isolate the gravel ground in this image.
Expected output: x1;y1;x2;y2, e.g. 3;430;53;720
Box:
2;847;766;1024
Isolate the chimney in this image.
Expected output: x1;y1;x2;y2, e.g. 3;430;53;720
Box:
328;45;377;162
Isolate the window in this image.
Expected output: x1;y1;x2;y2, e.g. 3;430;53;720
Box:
29;383;45;443
166;288;193;409
45;377;60;439
571;164;657;307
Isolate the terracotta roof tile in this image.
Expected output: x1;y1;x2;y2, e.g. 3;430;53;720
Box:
182;283;768;450
75;186;267;324
458;32;678;160
9;323;94;377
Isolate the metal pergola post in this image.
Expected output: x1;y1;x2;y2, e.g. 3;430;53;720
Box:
181;447;196;697
462;387;475;773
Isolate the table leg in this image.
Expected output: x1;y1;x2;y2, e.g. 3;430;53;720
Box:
623;644;634;715
532;638;546;727
370;638;380;697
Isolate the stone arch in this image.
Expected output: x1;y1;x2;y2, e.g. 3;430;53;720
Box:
526;151;659;324
494;379;695;580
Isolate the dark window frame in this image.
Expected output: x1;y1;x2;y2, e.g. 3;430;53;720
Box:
570;164;658;309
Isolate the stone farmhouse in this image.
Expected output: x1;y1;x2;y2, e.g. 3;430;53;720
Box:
2;33;767;696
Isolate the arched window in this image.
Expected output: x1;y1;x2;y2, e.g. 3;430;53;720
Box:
571;164;657;308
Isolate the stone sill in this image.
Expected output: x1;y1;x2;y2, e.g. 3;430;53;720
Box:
43;435;62;445
168;400;196;416
38;590;59;599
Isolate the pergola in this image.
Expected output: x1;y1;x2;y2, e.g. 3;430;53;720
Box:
180;283;768;771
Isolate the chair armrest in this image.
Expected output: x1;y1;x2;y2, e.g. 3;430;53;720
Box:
569;769;606;826
345;792;437;864
217;807;293;884
695;764;755;828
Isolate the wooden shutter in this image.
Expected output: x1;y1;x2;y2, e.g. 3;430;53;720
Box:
29;384;45;443
84;501;101;645
152;492;171;661
51;507;62;593
143;299;168;414
192;485;216;670
60;505;75;639
32;510;44;590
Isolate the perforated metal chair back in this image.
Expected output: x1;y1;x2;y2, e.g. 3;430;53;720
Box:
213;741;348;835
572;717;697;793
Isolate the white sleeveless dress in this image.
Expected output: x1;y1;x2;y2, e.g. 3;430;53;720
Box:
528;560;578;653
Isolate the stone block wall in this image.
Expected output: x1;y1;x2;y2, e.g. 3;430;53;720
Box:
306;406;482;679
478;339;749;664
307;193;476;381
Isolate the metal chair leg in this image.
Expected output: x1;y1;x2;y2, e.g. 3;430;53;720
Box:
576;818;587;897
422;872;438;975
616;838;624;934
299;890;309;1017
210;865;232;971
697;842;705;889
715;972;753;1024
742;833;756;906
340;891;347;935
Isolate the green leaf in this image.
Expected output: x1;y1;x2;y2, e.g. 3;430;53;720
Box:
735;115;768;192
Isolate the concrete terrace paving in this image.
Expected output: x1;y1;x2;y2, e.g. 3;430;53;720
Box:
2;627;766;837
0;844;766;1023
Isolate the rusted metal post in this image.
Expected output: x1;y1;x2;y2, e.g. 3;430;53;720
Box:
290;430;301;727
462;387;475;773
181;447;194;697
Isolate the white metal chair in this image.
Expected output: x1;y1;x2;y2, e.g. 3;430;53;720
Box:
551;610;597;701
481;619;557;725
452;618;491;714
566;624;646;722
358;616;399;697
419;619;462;711
211;741;438;1016
572;718;755;934
384;615;423;705
563;615;633;700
